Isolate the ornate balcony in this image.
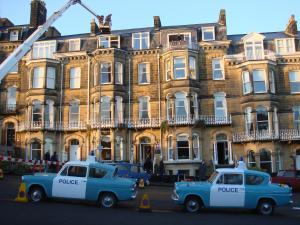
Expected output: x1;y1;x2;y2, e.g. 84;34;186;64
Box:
90;118;124;129
17;121;87;131
163;41;199;52
199;115;232;126
233;130;279;143
280;129;300;141
127;118;161;129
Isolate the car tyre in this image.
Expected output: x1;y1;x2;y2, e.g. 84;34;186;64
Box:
100;193;117;208
257;200;274;215
29;186;44;203
185;196;202;213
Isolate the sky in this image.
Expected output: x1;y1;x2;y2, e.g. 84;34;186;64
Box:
0;0;300;36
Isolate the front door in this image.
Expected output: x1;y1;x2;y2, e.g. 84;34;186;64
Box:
70;139;80;161
217;141;229;165
210;173;245;207
52;165;87;199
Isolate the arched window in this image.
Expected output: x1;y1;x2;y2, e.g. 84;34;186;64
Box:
175;92;187;118
177;134;189;160
101;136;111;160
256;106;269;131
101;96;111;120
6;123;15;147
31;139;41;160
260;149;272;173
69;100;79;125
6;86;16;112
192;134;200;160
32;100;42;123
247;150;256;168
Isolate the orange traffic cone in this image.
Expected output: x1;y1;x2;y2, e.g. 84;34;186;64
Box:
138;193;151;212
0;169;3;180
15;182;28;203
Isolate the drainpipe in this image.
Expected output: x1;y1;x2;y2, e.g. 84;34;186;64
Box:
157;53;162;160
59;60;64;161
128;58;132;163
86;55;91;158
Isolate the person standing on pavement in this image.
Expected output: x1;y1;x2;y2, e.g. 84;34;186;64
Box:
50;152;58;172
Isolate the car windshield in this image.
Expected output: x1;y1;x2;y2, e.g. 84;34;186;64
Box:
208;171;218;183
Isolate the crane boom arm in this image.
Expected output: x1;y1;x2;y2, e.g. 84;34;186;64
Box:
0;0;99;81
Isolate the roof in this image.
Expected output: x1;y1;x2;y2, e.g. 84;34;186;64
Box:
228;31;300;42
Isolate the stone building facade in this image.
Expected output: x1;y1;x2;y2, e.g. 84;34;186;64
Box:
1;0;300;175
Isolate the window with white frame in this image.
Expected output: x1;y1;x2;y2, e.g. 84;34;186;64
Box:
202;27;215;41
275;39;295;54
173;57;186;79
253;69;267;93
132;32;149;50
139;96;150;119
244;41;264;60
115;96;123;123
259;149;272;173
32;100;42;123
69;39;80;51
69;101;79;125
190;93;198;119
212;58;224;80
31;140;41;160
165;59;171;81
32;41;56;59
100;62;112;84
177;135;189;160
115;62;123;84
293;106;300;130
247;150;256;168
269;70;275;93
175;92;187;118
32;67;45;88
44;100;54;127
192;134;200;160
46;67;55;89
242;71;252;94
6;87;16;111
138;63;150;84
70;67;81;89
289;71;300;94
9;63;18;73
256;106;269;131
115;136;124;161
99;35;120;48
245;107;253;134
214;92;227;119
189;57;196;79
168;136;174;161
101;96;111;120
166;96;174;120
101;136;112;160
44;138;53;157
10;30;18;41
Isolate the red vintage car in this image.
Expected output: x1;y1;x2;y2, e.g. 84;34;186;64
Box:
271;170;300;191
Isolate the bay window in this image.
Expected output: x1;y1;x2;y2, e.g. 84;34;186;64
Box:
46;67;55;89
245;107;253;134
175;92;187;118
253;69;266;93
6;87;16;111
115;62;123;84
174;57;186;79
32;67;45;88
165;59;171;81
100;62;112;84
256;106;269;131
192;134;200;160
101;96;111;120
166;96;174;120
177;135;189;160
168;136;174;161
242;71;252;94
45;100;54;127
269;70;275;93
293;106;300;130
115;96;123;123
32;100;42;123
189;57;196;79
289;71;300;94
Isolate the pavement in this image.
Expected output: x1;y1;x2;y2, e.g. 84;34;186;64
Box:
0;175;300;225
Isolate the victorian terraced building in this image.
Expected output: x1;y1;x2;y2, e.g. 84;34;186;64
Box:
1;0;300;175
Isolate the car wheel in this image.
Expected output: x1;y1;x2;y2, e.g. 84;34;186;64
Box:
185;196;202;213
29;186;44;202
100;193;116;208
257;200;274;215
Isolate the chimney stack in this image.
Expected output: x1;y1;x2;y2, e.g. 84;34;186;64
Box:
30;0;47;28
285;15;298;36
153;16;161;31
218;9;226;26
90;18;99;36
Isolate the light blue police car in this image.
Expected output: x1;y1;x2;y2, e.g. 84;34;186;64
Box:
22;158;137;208
172;162;293;215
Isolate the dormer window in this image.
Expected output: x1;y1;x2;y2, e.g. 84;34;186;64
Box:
242;33;265;60
202;27;215;41
69;39;80;51
99;35;120;48
32;41;57;59
10;30;18;41
275;38;295;54
132;32;149;50
168;33;191;47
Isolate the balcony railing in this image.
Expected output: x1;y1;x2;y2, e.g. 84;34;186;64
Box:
167;116;195;125
164;41;199;51
17;121;87;131
233;130;279;143
280;129;300;141
90;118;124;129
127;118;161;129
225;50;276;62
167;115;232;126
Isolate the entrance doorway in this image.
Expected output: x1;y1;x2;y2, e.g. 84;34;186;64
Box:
215;134;229;165
70;139;80;161
139;137;152;166
296;150;300;170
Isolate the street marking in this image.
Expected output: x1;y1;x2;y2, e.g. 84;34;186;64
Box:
293;207;300;210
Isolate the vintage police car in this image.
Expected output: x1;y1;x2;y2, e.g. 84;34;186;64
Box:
172;162;293;215
22;158;137;208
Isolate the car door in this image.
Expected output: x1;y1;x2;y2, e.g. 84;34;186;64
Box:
210;172;245;207
52;165;88;199
85;167;108;201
